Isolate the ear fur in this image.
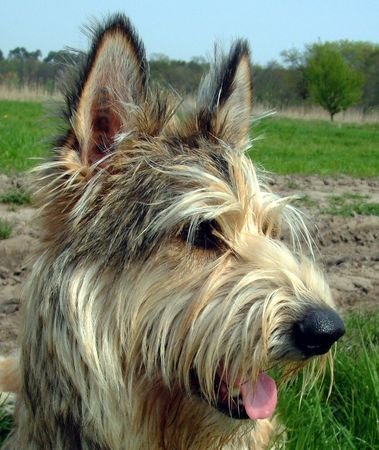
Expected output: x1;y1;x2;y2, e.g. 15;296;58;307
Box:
196;41;253;149
63;14;148;165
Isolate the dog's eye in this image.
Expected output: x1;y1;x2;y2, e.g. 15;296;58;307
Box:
181;220;221;250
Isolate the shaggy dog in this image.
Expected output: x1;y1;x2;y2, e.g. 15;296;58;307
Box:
0;14;344;450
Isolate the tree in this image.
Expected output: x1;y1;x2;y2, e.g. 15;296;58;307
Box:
281;48;309;100
364;49;379;109
43;50;81;65
8;47;41;61
149;57;207;95
306;44;363;121
254;61;300;107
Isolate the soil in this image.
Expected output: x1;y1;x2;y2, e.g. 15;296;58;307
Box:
0;174;378;356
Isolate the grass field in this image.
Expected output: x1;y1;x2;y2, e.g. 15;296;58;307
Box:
0;101;50;173
275;312;379;449
0;100;378;176
250;116;379;177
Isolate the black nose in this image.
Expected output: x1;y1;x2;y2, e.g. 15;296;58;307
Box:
292;307;345;357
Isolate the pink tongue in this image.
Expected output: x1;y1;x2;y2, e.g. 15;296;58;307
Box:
240;372;277;420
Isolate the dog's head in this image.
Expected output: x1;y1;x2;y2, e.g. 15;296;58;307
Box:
38;15;344;424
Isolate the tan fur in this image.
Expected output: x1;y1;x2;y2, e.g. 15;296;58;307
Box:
1;14;343;450
0;357;19;393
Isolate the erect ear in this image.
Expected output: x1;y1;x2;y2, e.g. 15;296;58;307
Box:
196;41;253;149
64;14;148;166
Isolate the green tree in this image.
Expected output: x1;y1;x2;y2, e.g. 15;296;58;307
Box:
281;48;309;101
306;43;363;121
8;47;41;61
254;61;303;107
44;50;80;64
364;49;379;109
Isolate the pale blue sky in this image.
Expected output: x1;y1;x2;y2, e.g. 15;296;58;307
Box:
1;0;378;64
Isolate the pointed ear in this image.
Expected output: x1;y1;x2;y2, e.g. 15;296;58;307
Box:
64;15;148;166
196;41;252;149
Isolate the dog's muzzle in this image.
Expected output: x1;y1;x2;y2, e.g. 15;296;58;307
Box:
292;307;345;357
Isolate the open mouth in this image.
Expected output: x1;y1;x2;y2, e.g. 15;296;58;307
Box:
193;368;278;420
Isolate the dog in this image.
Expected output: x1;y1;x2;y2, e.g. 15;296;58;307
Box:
0;14;345;450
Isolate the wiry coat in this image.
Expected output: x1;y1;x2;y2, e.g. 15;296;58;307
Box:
1;14;342;450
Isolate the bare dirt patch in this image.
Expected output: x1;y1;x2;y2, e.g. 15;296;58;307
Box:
272;174;379;312
0;174;378;355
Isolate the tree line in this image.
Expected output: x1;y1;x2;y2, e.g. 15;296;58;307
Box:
0;40;378;120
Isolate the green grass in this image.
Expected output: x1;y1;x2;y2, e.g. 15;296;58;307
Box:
273;311;379;449
324;193;379;217
0;100;50;173
0;187;31;205
294;194;318;208
0;399;12;446
0;219;12;240
293;192;379;217
250;117;379;177
0;101;378;177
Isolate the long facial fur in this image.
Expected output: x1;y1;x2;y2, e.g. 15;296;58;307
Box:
3;14;336;450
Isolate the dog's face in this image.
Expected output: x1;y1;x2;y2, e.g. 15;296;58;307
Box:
39;15;344;423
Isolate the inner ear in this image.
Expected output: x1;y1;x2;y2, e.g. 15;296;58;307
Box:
87;90;122;165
